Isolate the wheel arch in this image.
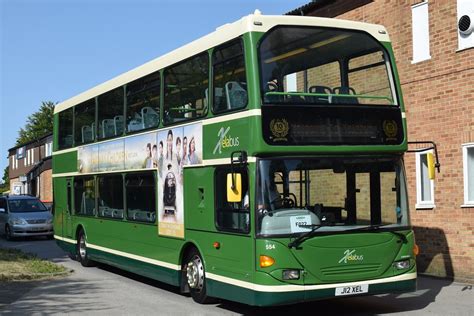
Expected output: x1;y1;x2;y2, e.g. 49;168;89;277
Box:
179;241;206;293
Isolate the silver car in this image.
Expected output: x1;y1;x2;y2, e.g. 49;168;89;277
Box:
0;195;54;240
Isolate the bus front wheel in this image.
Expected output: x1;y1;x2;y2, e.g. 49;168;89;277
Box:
184;248;213;304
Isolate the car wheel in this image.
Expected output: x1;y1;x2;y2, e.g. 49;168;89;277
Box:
184;248;214;304
77;230;94;267
5;225;13;241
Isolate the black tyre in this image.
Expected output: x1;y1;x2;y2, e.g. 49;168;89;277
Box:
77;230;94;267
184;248;214;304
5;225;13;241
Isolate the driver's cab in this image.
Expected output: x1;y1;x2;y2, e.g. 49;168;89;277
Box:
255;157;410;237
257;167;321;235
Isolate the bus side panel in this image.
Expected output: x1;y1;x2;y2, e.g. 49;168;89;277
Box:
76;216;183;286
53;177;77;253
184;166;215;232
53;151;77;174
184;166;256;301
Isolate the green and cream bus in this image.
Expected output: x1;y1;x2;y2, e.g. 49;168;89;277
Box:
53;12;420;306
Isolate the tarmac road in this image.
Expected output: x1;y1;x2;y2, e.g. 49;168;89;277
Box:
0;237;472;315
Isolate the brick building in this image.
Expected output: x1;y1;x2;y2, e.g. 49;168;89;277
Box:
287;0;473;282
8;134;53;203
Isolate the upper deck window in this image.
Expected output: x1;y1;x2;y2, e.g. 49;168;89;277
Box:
212;39;248;113
58;107;73;150
74;99;96;145
164;53;208;125
98;87;124;139
126;71;160;133
259;26;397;106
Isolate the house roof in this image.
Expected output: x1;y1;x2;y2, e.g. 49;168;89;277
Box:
8;133;53;153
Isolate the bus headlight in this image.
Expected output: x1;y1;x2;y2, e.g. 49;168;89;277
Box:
282;269;300;280
394;260;410;270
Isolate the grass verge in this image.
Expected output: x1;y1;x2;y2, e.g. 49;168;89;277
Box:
0;248;70;281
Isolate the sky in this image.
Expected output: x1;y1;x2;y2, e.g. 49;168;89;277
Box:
0;0;309;179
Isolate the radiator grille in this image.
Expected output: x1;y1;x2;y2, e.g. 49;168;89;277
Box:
320;264;381;277
26;219;47;224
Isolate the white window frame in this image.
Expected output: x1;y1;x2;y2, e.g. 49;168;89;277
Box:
415;149;435;209
411;1;431;64
462;143;474;207
45;142;52;157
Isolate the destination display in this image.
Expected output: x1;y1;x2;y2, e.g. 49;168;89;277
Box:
262;105;404;146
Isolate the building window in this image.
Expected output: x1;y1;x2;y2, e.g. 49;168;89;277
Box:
411;1;431;63
416;150;435;209
45;142;52;157
463;144;474;206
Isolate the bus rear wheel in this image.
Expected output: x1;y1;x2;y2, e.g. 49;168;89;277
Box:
184;249;213;304
77;230;94;267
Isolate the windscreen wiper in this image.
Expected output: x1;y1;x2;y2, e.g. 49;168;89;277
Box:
348;224;407;243
288;224;321;249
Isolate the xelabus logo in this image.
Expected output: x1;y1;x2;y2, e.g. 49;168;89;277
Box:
338;249;364;264
213;126;240;155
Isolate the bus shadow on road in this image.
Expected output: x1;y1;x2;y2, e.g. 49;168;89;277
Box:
216;276;453;315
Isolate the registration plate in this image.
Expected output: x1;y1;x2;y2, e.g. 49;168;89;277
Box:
335;284;369;296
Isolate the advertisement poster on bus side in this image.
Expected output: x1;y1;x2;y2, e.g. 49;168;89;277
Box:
77;132;159;173
157;123;202;238
124;132;158;170
98;140;125;172
77;145;99;173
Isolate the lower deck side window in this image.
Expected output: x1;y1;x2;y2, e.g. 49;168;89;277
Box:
98;175;124;219
126;172;156;223
74;177;96;216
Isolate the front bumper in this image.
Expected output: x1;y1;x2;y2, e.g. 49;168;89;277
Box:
11;224;54;237
207;271;417;306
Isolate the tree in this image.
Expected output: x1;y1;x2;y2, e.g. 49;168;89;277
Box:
16;101;56;145
0;166;8;193
2;166;8;184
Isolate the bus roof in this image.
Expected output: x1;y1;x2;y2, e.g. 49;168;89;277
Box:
54;12;390;114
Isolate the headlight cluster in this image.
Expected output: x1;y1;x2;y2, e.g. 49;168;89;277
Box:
393;259;411;270
282;269;300;280
47;218;53;224
11;218;27;225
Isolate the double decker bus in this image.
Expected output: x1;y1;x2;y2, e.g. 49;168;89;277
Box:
53;12;419;306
